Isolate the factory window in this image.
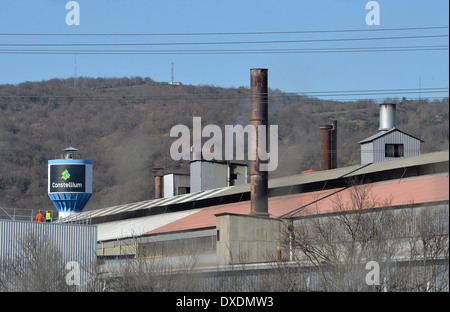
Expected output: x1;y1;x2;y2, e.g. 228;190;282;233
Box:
165;239;183;255
178;187;190;195
385;144;404;158
138;235;216;258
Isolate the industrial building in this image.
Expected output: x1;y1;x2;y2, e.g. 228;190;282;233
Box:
359;103;422;164
1;69;448;291
75;146;447;291
84;150;448;259
66;71;447;291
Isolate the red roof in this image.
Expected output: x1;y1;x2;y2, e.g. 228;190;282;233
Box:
144;173;449;236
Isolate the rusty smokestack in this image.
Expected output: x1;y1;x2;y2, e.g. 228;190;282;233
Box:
250;68;269;216
320;121;337;170
320;124;333;170
330;120;337;169
152;167;164;199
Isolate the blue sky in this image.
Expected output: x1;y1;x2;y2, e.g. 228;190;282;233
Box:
0;0;448;101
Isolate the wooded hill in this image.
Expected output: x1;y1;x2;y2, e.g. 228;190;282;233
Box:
0;77;448;211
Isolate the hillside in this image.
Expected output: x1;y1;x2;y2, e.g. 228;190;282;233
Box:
0;77;448;211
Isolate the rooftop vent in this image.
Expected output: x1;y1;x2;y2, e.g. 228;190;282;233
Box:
379;103;396;131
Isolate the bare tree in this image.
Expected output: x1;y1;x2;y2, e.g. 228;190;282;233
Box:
1;232;71;291
104;237;204;292
0;230;100;292
279;178;449;292
398;205;449;291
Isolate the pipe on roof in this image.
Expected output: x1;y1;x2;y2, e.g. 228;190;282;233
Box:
379;103;396;131
153;168;164;199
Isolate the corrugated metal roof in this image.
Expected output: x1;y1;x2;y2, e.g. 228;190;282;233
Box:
266;149;448;190
83;187;230;221
143;172;449;236
358;128;424;144
96;208;204;241
71;150;448;224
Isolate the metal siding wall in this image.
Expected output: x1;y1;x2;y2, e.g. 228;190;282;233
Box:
190;161;202;193
363;131;421;164
379;131;421;161
373;138;384;162
174;174;190;195
191;161;228;193
233;165;248;185
202;162;227;191
163;174;175;197
361;142;374;164
0;220;97;291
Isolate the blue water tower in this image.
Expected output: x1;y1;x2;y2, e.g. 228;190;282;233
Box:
48;147;93;219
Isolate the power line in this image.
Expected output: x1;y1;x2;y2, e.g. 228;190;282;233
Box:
0;34;447;47
0;26;447;36
0;45;447;55
0;87;447;101
0;96;446;105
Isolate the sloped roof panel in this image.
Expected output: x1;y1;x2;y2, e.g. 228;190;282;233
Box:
144;172;449;236
97;208;204;241
358;128;424;144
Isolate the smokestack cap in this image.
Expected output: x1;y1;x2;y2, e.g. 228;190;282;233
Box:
152;167;164;177
319;125;333;130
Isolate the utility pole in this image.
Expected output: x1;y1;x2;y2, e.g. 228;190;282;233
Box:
74;54;78;88
171;61;174;85
418;77;422;138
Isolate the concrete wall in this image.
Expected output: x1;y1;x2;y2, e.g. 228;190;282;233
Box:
216;213;288;265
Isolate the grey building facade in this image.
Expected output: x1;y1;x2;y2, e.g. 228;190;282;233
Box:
359;128;422;164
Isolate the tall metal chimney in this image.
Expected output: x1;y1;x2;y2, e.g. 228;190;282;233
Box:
320;120;337;170
152;167;164;199
250;68;269;216
379;103;396;131
330;120;337;169
320;124;333;170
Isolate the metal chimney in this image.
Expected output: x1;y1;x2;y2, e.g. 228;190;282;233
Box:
250;68;269;216
379;103;396;131
320;124;333;170
152;167;164;199
320;120;337;170
330;120;337;169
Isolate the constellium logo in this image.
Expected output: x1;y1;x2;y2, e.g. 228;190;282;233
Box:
61;169;71;181
51;168;83;189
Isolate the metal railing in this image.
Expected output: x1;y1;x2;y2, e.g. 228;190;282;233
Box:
58;212;92;225
0;207;58;222
0;207;92;225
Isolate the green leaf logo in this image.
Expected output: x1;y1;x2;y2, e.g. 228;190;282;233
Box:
61;169;71;181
